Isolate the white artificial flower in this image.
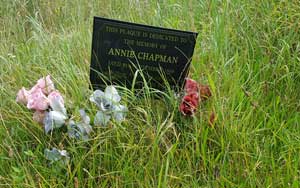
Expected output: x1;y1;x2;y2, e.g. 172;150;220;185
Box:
44;148;69;164
90;86;126;126
67;109;92;140
44;111;67;133
113;104;127;122
94;111;111;126
48;91;67;115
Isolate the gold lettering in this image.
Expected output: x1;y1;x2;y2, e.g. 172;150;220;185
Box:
129;50;135;58
108;48;115;55
154;54;160;61
172;57;178;64
148;53;154;61
115;49;120;56
120;49;126;57
137;52;143;59
108;48;178;64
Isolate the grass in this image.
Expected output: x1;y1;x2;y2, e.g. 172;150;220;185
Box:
1;0;300;187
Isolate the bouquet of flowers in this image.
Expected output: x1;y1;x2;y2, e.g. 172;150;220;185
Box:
16;75;211;163
179;78;212;116
16;75;127;162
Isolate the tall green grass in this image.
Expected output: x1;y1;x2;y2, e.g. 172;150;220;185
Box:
1;0;300;187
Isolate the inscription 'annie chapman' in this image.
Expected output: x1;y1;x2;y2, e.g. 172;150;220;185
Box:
108;48;178;64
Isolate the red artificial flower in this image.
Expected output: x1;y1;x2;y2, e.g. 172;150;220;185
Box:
179;93;199;116
184;78;199;94
180;78;212;116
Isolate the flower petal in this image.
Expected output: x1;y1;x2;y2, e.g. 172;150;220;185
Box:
104;86;121;103
113;104;127;122
44;148;61;161
36;75;55;95
79;109;90;125
94;111;110;126
67;110;92;140
44;111;67;133
89;90;105;108
77;109;93;136
48;91;66;115
184;78;199;94
27;88;49;111
67;120;81;139
100;98;113;112
77;123;92;140
44;148;69;164
16;87;29;105
179;93;199;116
68;123;90;140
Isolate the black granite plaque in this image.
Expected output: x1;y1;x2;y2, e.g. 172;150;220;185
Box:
90;16;198;91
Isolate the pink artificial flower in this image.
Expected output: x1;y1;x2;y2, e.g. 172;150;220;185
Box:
27;88;49;111
33;111;46;124
28;85;40;95
35;75;55;95
16;87;29;105
184;78;199;94
179;93;199;116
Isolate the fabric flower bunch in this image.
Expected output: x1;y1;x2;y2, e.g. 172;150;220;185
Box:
90;86;127;126
179;78;212;116
16;75;68;131
16;76;127;164
16;75;92;140
44;148;69;165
